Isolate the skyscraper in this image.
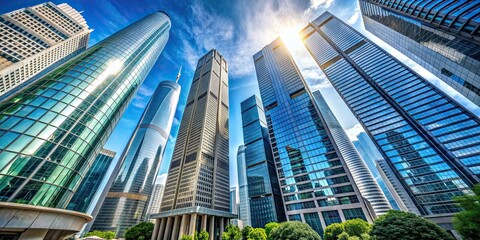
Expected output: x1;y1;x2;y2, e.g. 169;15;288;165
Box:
312;91;391;216
236;144;251;227
360;0;480;106
0;2;91;98
151;50;234;240
253;38;374;236
240;96;285;228
67;148;116;213
302;11;480;231
149;183;165;220
91;80;180;236
0;11;171;239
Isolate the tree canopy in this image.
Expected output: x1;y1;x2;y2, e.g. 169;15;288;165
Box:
222;224;241;240
248;228;267;240
269;221;321;240
195;230;209;240
242;226;253;239
323;219;371;240
453;184;480;240
371;210;454;240
124;222;154;240
84;230;115;240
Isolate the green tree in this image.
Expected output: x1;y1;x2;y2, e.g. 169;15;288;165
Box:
269;221;321;240
264;222;279;239
84;230;115;240
124;222;155;240
248;228;267;240
371;210;454;240
453;184;480;240
242;226;253;240
102;231;115;240
195;230;209;240
180;235;193;240
343;219;371;237
324;223;344;240
222;224;241;240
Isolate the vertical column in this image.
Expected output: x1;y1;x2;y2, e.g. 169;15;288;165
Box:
152;218;161;240
18;229;48;240
209;216;215;240
157;218;167;240
171;216;181;240
219;217;225;238
189;213;197;235
201;215;207;231
179;215;188;238
164;217;174;240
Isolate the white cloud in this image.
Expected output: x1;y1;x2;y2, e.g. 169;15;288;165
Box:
345;123;365;141
347;4;360;25
308;0;335;12
155;173;168;185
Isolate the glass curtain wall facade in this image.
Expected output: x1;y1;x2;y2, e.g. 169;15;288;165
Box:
253;38;373;235
0;11;171;209
240;95;285;228
312;91;391;216
301;12;480;227
359;0;480;106
92;80;180;236
236;145;251;226
66;148;116;212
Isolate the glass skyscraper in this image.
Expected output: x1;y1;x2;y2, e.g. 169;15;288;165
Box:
0;11;171;209
359;0;480;106
236;144;251;226
91;80;180;236
67;148;116;213
312;91;391;216
301;11;480;230
152;50;234;240
240;95;285;228
253;38;374;235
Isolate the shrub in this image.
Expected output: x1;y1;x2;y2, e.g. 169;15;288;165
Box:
269;221;321;240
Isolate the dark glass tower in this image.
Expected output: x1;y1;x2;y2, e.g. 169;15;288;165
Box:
0;11;171;209
359;0;480;106
240;95;286;228
91;80;180;236
67;148;116;212
254;38;374;235
302;11;480;230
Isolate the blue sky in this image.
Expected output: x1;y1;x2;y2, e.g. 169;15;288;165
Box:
2;0;479;190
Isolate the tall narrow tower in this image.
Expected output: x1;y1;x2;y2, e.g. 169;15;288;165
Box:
91;80;180;237
253;38;374;236
301;12;480;232
151;50;234;240
0;11;171;239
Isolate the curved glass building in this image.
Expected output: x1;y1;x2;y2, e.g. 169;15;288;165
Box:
236;145;250;226
92;80;180;236
0;11;171;209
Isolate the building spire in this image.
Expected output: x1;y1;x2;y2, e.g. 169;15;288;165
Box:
176;66;182;83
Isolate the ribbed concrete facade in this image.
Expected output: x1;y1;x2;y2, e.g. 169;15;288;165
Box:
0;2;91;98
152;49;234;240
313;91;391;216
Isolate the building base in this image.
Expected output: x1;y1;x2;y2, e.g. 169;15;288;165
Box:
0;202;92;240
150;207;236;240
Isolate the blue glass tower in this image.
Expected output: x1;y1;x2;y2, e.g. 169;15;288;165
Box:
0;11;171;210
254;38;374;235
359;0;480;106
91;80;180;236
302;11;480;230
240;95;285;228
66;148;116;213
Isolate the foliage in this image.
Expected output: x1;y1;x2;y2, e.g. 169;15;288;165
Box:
195;230;209;240
324;223;344;240
180;235;193;240
338;232;350;240
343;219;371;237
242;226;253;239
269;221;321;240
84;230;115;240
264;222;279;239
222;224;241;240
124;222;155;240
371;210;454;240
248;228;267;240
453;184;480;240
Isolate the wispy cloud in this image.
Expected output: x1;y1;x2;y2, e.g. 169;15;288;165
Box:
345;123;365;141
155;173;168;184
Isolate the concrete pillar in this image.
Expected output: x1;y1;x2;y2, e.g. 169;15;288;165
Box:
179;214;188;239
152;218;161;240
158;218;167;240
201;215;208;231
164;217;174;240
189;213;197;235
19;229;48;240
219;217;225;238
209;216;215;240
171;215;181;240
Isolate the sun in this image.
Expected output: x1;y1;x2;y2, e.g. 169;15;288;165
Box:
280;26;304;56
